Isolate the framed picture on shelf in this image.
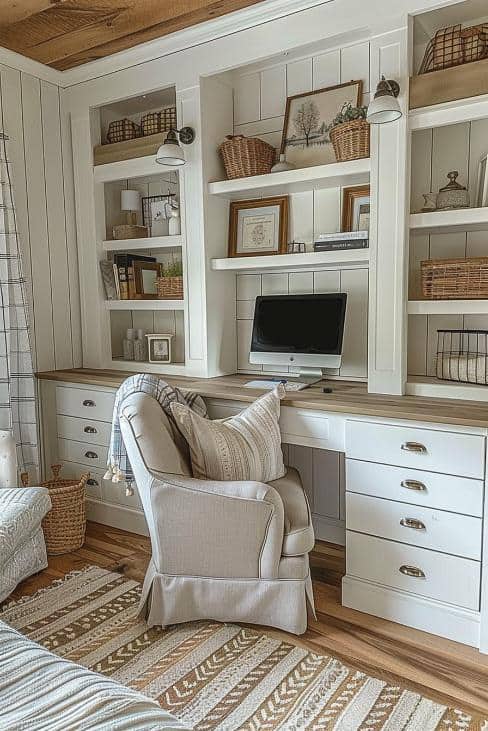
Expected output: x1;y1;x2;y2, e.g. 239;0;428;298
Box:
280;81;363;168
142;195;172;236
228;196;289;258
342;185;371;232
134;261;160;298
476;153;488;207
146;334;173;363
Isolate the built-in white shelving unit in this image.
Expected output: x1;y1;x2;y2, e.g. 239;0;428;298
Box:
208;158;370;199
407;300;488;315
211;249;369;272
105;299;185;311
94;155;164;183
410;208;488;234
407;376;488;402
110;359;187;375
102;235;183;252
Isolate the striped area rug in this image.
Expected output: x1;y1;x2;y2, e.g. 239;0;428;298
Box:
1;566;483;730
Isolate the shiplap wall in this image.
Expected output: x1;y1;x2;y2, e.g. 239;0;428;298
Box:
0;64;81;372
409;119;488;377
231;40;372;379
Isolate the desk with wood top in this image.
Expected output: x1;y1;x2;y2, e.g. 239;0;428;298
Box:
36;368;488;653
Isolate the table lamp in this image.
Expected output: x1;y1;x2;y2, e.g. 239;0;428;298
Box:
112;189;148;240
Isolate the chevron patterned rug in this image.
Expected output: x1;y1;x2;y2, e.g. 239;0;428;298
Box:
1;565;484;730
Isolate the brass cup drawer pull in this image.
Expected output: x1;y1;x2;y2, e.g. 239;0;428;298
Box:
84;451;98;459
401;441;427;454
399;564;425;579
400;517;426;530
87;478;99;487
84;425;97;434
82;399;95;407
401;479;426;492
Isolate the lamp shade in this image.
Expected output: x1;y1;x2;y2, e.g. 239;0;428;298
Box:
366;94;402;124
156;141;186;166
120;189;140;211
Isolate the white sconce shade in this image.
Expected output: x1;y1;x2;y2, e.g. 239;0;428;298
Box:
367;77;402;124
156;127;195;166
120;189;140;211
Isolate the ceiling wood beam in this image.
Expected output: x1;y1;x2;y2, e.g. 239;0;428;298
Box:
0;0;69;27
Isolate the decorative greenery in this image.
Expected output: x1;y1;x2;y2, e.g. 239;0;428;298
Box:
329;102;368;131
162;260;183;278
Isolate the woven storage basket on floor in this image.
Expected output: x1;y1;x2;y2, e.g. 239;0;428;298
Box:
22;465;89;555
329;119;370;162
421;257;488;300
219;135;275;179
157;276;184;300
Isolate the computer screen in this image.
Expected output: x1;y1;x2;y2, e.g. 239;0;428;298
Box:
251;294;347;357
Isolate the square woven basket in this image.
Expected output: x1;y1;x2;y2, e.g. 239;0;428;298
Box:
421;257;488;299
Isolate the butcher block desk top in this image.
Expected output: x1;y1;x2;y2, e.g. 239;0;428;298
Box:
36;368;488;430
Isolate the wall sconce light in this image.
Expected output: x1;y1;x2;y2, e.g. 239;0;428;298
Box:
156;127;195;166
366;76;402;124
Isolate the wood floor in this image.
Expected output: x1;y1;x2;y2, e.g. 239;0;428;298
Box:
9;522;488;718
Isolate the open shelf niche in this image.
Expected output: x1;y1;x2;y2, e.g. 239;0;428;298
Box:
407;99;488;399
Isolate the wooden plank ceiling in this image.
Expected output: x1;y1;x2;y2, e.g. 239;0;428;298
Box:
0;0;267;70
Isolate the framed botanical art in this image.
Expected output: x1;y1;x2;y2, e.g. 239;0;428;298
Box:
281;81;362;168
134;261;161;298
342;185;371;232
476;153;488;207
228;196;289;257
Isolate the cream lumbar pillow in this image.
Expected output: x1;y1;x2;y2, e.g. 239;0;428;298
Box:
170;385;286;483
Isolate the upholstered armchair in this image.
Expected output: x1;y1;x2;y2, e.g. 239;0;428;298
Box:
119;391;315;634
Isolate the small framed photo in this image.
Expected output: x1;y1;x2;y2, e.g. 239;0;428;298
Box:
281;81;363;168
134;261;160;298
342;185;371;232
476;153;488;207
228;196;289;258
146;334;173;363
142;195;170;236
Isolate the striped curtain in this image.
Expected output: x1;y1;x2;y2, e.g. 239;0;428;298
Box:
0;132;39;478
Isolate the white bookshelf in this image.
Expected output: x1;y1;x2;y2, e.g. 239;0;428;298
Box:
407;300;488;315
104;299;185;311
407;376;488;402
208;158;370;199
410;208;488;234
94;155;174;183
211;248;369;272
102;235;183;252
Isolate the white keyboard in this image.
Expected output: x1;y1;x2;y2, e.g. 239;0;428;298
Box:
244;379;310;391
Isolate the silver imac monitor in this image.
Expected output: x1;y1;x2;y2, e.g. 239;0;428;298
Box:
250;293;347;382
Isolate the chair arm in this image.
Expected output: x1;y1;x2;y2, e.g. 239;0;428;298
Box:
146;471;285;579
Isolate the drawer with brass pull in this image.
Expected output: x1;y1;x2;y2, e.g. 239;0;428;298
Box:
345;420;484;478
346;492;482;559
346;531;480;610
346;459;483;516
56;386;115;422
57;438;108;470
56;415;112;446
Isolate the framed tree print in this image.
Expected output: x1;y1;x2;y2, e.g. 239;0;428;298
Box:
280;81;363;168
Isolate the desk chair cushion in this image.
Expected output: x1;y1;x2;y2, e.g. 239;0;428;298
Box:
170;385;286;483
269;468;314;556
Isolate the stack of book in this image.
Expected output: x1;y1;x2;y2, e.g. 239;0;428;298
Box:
314;231;369;252
100;254;156;300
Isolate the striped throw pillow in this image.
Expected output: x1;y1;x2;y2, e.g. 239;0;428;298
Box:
170;385;285;483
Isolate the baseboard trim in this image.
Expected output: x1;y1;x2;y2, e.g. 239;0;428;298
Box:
312;514;345;545
86;499;148;536
342;575;480;648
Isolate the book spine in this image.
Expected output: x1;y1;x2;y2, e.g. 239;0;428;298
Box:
118;266;128;299
314;241;369;251
127;266;136;300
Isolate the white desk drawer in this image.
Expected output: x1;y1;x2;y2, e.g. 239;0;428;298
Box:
346;420;485;479
57;415;112;446
101;478;142;510
57;459;141;509
58;438;108;470
346;459;484;517
57;460;102;500
56;386;115;422
346;531;480;610
346;492;482;560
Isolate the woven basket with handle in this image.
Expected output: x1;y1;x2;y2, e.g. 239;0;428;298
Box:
329;119;370;162
219;135;276;179
22;465;89;556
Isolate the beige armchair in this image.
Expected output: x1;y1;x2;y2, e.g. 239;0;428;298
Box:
119;391;315;634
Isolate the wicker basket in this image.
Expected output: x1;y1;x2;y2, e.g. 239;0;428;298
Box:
157;276;184;300
112;224;148;240
419;23;488;74
329;119;370;162
219;135;276;179
421;257;488;300
106;119;141;144
21;465;89;556
141;107;177;136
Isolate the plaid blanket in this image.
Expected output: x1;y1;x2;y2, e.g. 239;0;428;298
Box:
104;374;207;488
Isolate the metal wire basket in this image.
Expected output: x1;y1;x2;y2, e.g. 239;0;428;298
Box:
436;329;488;385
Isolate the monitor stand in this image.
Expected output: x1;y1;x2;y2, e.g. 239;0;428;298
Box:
292;367;325;385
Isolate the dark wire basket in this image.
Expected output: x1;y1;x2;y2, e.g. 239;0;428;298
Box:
436;329;488;385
